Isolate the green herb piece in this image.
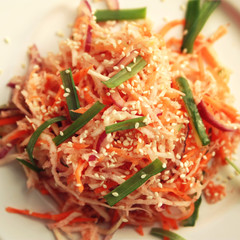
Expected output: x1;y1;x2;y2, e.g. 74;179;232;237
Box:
102;55;147;88
26;116;66;165
105;116;146;134
104;158;165;206
182;196;202;226
17;158;43;173
95;7;146;22
181;0;221;53
53;101;105;146
150;228;186;240
60;68;81;121
226;158;240;175
176;77;210;146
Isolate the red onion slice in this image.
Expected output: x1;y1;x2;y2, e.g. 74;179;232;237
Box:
197;100;236;132
96;131;107;153
88;155;97;161
110;89;126;108
85;24;92;53
0;146;12;159
106;0;119;10
78;0;92;17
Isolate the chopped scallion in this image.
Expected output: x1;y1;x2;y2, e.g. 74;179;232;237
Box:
102;55;147;88
104;158;165;206
176;77;210;146
26;116;66;165
150;228;186;240
181;0;220;53
226;158;240;175
17;158;43;173
60;68;81;121
105;116;146;133
53;101;105;146
182;196;202;226
95;7;146;22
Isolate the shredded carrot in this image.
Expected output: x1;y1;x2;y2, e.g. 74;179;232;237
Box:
73;66;92;85
0;115;24;126
72;143;89;149
72;104;92;114
208;25;228;44
135;225;144;236
75;159;88;193
6;129;29;142
158;19;185;37
203;95;240;121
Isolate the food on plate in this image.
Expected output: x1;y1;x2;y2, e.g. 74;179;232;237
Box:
1;0;240;239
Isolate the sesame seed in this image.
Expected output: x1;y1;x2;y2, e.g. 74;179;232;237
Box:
106;92;110;96
63;93;69;98
126;66;132;72
65;88;71;93
60;131;64;136
176;153;181;160
141;174;147;179
120;64;125;69
113;66;119;70
162;163;167;168
147;195;153;200
65;69;70;74
122;218;128;222
112;192;119;197
3;37;10;44
135;122;140;129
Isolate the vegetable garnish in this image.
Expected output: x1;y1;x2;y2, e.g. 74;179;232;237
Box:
17;158;42;173
104;158;166;207
105;116;146;133
60;68;81;121
53;101;105;146
26;116;66;165
182;196;202;226
176;77;210;146
94;7;146;22
181;0;221;53
150;228;186;240
102;55;147;88
226;158;240;175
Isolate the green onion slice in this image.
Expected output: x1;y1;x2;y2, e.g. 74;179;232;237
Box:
104;158;165;206
95;7;146;22
53;101;105;146
17;158;43;173
176;77;210;146
150;228;186;240
60;68;81;121
184;0;200;34
181;0;220;53
226;158;240;175
102;55;147;88
26;116;66;164
182;196;202;226
105;116;146;134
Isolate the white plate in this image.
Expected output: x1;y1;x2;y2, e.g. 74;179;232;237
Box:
0;0;240;239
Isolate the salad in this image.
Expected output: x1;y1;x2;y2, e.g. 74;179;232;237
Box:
1;0;240;239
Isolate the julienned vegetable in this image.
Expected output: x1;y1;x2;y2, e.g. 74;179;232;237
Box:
53;101;105;146
197;100;236;132
102;55;147;88
176;77;210;146
150;228;186;240
182;196;202;226
181;0;221;53
60;68;81;121
104;158;166;206
94;7;147;22
105;116;146;133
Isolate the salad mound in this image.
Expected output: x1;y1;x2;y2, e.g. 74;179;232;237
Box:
1;0;240;239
